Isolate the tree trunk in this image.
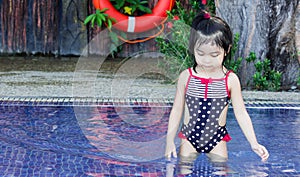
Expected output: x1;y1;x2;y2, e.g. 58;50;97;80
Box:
215;0;299;88
296;3;300;64
268;0;299;88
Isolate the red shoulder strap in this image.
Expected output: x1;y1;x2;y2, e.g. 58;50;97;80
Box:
185;68;192;94
188;68;193;75
225;70;233;97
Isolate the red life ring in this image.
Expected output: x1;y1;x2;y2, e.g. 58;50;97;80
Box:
92;0;175;33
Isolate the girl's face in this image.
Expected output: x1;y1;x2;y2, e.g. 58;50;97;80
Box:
194;42;225;70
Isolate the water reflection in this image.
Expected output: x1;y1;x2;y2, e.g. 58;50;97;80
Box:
166;154;237;176
0;103;299;176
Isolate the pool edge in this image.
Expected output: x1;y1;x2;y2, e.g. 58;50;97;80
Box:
0;96;299;109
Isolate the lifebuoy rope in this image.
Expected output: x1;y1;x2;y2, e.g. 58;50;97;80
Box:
108;20;166;44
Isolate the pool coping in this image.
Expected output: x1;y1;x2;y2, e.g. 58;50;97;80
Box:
0;96;299;109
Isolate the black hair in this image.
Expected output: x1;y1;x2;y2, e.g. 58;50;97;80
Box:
188;10;233;73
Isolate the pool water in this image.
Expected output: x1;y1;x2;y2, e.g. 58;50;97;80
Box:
0;101;299;176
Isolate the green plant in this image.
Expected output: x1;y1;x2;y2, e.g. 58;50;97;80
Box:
205;0;216;14
84;0;152;57
297;73;300;86
156;21;193;81
156;0;204;81
168;0;201;26
250;55;282;91
224;33;242;73
111;0;152;15
84;9;116;28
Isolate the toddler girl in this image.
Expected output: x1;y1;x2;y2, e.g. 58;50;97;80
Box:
165;10;269;162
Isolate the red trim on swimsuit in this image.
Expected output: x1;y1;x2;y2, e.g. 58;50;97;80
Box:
222;134;232;142
187;68;232;99
225;70;233;98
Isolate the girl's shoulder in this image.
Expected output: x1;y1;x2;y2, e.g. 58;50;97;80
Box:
180;68;190;76
226;71;241;89
226;70;239;81
177;68;190;85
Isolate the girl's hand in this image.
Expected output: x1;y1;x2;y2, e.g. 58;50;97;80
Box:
252;144;269;162
165;142;177;160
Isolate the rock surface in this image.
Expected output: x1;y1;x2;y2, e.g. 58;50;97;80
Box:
216;0;299;87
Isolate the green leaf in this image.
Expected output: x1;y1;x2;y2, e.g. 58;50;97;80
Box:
95;16;102;27
140;1;148;4
84;14;96;25
97;14;106;22
107;19;113;29
138;5;152;13
126;0;135;4
113;1;124;9
109;31;119;44
254;61;263;72
246;52;256;62
110;17;117;23
131;6;137;13
91;15;96;28
100;8;109;13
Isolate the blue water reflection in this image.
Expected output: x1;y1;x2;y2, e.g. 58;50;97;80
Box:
0;102;299;176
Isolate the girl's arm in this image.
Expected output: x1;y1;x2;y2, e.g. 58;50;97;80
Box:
165;70;188;159
229;73;269;162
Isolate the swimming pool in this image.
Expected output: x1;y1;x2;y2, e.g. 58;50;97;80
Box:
0;98;299;176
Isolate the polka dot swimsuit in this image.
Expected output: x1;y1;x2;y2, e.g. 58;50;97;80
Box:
180;68;232;153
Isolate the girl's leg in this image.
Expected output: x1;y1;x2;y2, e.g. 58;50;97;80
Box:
179;139;198;175
179;139;198;157
206;140;228;162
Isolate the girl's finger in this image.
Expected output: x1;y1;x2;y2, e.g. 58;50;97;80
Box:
172;150;177;158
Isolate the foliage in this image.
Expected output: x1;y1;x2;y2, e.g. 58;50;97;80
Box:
298;71;300;86
85;0;152;27
84;0;152;57
84;9;116;29
156;21;193;81
204;0;216;14
111;0;152;15
245;53;282;91
156;0;282;90
227;49;282;91
156;0;203;81
169;0;201;26
224;33;243;73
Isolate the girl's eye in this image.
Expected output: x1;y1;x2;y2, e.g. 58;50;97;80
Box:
196;51;205;56
211;53;220;57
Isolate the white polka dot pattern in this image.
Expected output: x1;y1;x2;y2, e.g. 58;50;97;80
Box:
180;69;232;153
